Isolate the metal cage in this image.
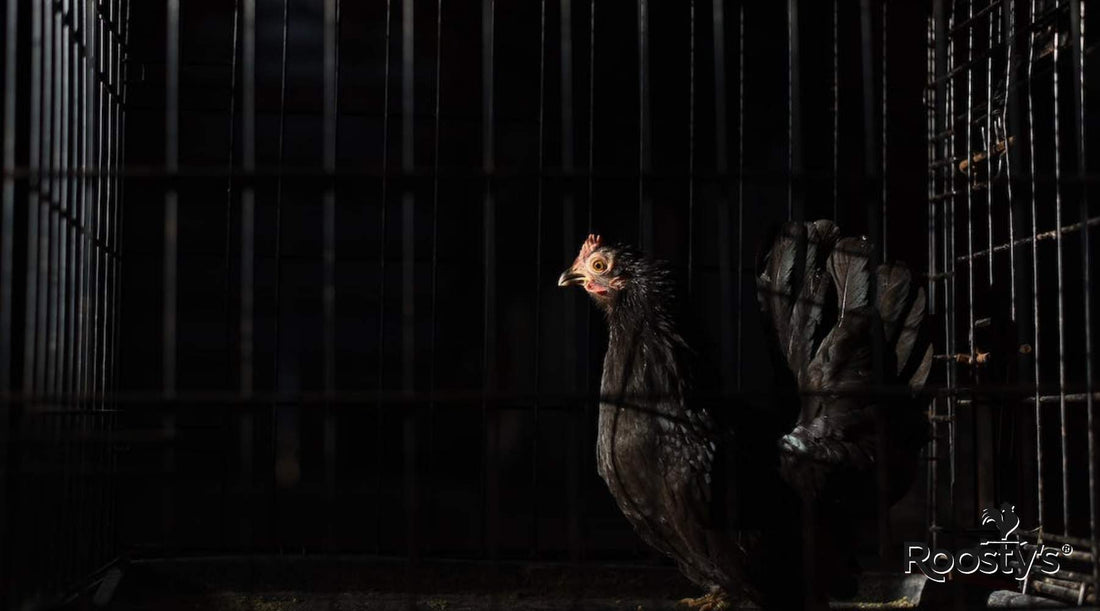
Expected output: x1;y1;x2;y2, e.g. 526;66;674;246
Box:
0;0;1094;607
927;0;1097;604
1;0;128;606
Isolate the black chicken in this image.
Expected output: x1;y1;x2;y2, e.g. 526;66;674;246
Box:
557;223;932;609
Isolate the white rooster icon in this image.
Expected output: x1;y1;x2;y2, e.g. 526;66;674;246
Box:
981;502;1021;540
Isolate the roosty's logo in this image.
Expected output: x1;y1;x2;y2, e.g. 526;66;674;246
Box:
981;502;1021;539
905;503;1072;583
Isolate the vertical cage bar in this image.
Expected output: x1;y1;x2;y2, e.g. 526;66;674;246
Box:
881;0;887;258
860;0;881;256
375;0;393;553
77;0;87;416
0;0;18;394
62;8;74;582
47;0;58;400
1068;0;1098;592
985;2;995;286
737;2;744;389
529;0;546;558
62;0;72;412
240;0;255;398
94;0;105;412
687;0;695;292
964;0;978;528
36;0;51;397
0;0;18;595
325;0;338;395
1026;0;1044;530
86;0;95;411
1004;0;1018;319
582;0;596;557
58;0;68;407
562;0;574;178
833;0;839;221
57;2;68;583
1052;0;1069;533
106;0;125;570
399;0;417;561
117;0;132;554
927;0;941;549
861;0;890;563
636;0;651;251
427;0;443;556
41;3;55;585
85;0;93;411
97;0;111;559
946;0;957;530
24;0;44;401
84;0;97;562
239;0;256;548
975;0;994;516
223;0;240;387
73;37;84;561
267;0;288;551
787;0;801;221
163;0;180;551
586;0;595;233
714;0;734;392
72;0;85;572
102;0;115;561
219;0;240;550
481;0;498;561
324;0;341;551
561;0;582;563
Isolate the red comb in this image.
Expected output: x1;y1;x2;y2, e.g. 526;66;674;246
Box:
578;234;602;262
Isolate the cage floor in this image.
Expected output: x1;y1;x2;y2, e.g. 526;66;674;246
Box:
48;555;994;610
57;555;1075;610
97;556;695;610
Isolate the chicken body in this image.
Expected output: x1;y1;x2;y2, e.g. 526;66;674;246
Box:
559;235;800;606
558;224;932;609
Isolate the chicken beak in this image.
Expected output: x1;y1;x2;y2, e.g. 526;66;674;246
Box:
558;269;586;287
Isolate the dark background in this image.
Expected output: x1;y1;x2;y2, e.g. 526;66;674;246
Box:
114;0;932;560
6;1;1099;607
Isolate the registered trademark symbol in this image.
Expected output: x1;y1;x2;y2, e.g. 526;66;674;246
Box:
1063;544;1073;555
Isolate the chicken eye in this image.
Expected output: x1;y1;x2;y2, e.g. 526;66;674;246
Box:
590;258;608;273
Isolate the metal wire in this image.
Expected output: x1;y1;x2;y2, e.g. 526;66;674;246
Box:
1027;0;1045;531
1051;0;1070;535
1069;0;1098;592
927;0;1098;598
1;0;127;601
